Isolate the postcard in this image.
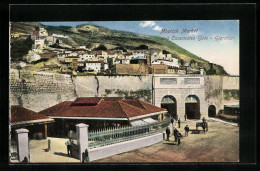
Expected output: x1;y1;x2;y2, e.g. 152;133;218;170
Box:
9;19;241;163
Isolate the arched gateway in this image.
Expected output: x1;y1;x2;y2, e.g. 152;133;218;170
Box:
161;95;177;119
208;105;216;117
185;95;200;119
153;75;207;120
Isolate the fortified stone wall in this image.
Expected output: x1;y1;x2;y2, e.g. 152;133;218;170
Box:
204;75;224;114
10;70;77;112
222;76;239;90
10;71;153;112
73;75;153;103
205;75;239;115
10;69;239;116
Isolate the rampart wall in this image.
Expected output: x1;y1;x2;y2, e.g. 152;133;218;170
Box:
10;70;239;114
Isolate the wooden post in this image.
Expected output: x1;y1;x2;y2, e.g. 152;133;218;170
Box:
44;124;47;139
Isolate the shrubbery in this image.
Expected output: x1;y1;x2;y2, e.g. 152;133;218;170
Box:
11;37;33;61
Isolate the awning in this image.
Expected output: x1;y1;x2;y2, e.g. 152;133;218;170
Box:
130;118;158;126
142;118;158;124
130;120;147;126
224;104;239;108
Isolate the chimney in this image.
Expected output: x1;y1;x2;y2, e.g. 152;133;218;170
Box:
146;54;151;66
200;68;204;75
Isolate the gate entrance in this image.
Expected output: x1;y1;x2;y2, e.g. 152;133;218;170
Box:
208;105;216;117
161;95;177;119
185;95;200;119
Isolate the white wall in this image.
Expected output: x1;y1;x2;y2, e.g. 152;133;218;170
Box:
88;133;163;161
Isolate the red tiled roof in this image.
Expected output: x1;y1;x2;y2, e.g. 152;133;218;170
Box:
72;97;103;106
39;97;165;119
11;105;52;123
39;101;73;116
103;97;123;101
123;100;166;113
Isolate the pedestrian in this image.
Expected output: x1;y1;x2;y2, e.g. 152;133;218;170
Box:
202;117;206;123
166;127;170;141
173;128;178;142
171;117;175;129
177;133;181;145
184;114;187;121
184;125;190;137
178;118;181;128
65;138;72;157
202;123;206;134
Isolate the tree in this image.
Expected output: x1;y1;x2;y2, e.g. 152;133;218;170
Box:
206;63;217;75
162;50;170;54
135;45;148;49
93;45;107;51
113;46;127;52
56;39;60;45
179;59;185;66
11;36;34;61
190;59;196;66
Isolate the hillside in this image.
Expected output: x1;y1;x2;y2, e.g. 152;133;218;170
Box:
10;22;228;75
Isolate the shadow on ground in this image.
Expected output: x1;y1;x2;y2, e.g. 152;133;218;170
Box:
190;129;202;134
54;152;70;157
163;142;177;146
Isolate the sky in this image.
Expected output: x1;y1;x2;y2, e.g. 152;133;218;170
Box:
40;21;239;75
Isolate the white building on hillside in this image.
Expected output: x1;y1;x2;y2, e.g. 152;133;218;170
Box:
85;61;103;72
152;58;179;67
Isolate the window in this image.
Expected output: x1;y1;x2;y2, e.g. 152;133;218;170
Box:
160;78;177;84
184;78;200;84
161;96;175;103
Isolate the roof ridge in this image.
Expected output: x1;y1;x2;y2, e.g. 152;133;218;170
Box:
123;99;149;112
139;101;151;113
119;100;148;114
117;101;130;119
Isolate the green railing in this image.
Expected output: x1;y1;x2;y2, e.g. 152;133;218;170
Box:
88;118;171;149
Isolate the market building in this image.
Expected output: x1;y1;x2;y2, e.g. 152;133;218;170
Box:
39;97;167;138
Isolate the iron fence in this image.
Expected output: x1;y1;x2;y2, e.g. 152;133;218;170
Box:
88;118;171;149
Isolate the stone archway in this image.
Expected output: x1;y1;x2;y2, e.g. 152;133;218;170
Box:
161;95;177;119
185;95;200;119
208;105;216;117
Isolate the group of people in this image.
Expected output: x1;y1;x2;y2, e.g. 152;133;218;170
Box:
165;117;189;146
166;117;208;145
165;117;200;145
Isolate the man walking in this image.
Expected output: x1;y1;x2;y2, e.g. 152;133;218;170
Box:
173;128;178;142
178;118;181;128
202;123;206;134
166;127;170;141
65;138;72;157
184;114;187;121
184;125;190;137
177;132;182;145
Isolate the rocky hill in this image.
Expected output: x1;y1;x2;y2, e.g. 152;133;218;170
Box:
10;22;228;75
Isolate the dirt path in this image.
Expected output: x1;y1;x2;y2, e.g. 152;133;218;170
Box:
26;119;238;163
94;120;239;163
